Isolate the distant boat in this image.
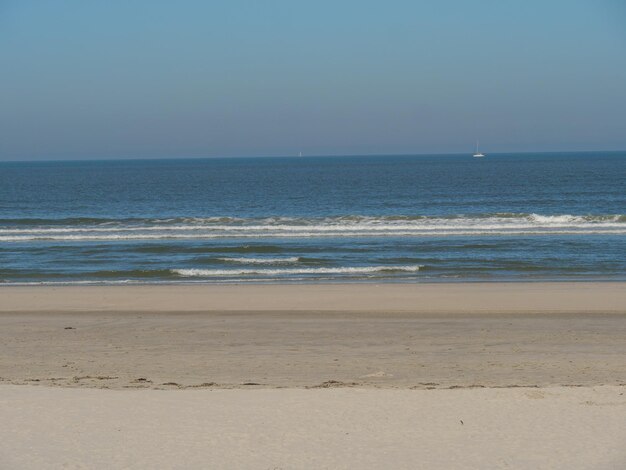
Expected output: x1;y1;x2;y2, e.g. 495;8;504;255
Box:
299;151;302;157
473;141;485;158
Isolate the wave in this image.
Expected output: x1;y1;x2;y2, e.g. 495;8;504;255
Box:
217;256;301;264
2;229;625;242
0;269;176;279
1;213;624;225
132;245;286;254
172;265;423;277
0;216;246;227
1;213;625;241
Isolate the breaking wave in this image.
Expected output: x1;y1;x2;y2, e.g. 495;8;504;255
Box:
1;213;624;242
172;265;423;277
217;256;301;264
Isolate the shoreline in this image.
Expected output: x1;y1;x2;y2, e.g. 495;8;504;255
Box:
2;281;626;314
3;277;626;287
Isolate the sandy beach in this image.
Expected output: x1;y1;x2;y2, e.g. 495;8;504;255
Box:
2;282;626;468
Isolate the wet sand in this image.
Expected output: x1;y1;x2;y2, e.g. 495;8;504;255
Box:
3;282;626;314
1;283;626;389
1;310;626;389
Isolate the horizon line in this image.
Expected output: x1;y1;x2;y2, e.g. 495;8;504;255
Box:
1;149;625;164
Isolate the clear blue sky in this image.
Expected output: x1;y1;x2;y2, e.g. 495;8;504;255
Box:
1;0;625;160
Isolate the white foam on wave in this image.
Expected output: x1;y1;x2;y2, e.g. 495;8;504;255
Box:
527;214;584;224
3;228;626;242
172;265;423;277
1;214;624;241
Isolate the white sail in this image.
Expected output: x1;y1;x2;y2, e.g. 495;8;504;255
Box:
473;140;485;158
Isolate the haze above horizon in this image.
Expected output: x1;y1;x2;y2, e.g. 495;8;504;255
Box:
1;1;625;161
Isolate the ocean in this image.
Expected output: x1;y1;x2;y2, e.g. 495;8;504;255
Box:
1;152;625;284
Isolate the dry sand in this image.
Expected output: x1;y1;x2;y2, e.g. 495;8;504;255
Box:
2;385;626;470
1;283;626;468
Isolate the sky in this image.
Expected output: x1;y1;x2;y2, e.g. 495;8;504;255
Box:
1;0;625;160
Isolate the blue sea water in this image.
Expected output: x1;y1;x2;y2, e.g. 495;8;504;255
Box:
1;152;625;284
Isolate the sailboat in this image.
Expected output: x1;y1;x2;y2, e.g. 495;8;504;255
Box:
473;141;485;158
